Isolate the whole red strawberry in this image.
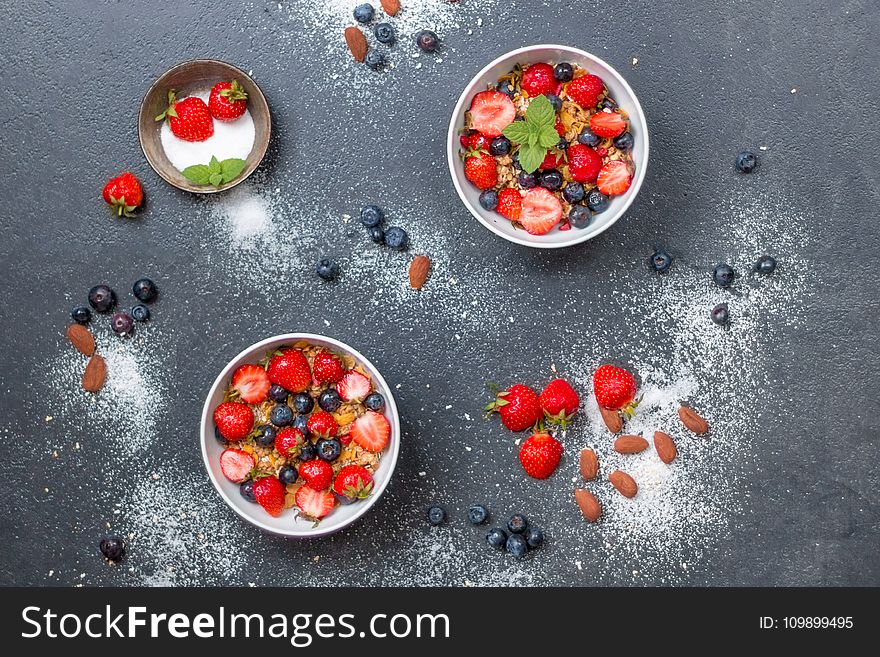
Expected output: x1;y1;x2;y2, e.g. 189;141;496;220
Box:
566;143;602;183
313;350;344;384
333;465;374;502
539;378;580;427
275;427;303;458
566;74;605;108
267;349;311;393
593;364;639;415
102;172;143;217
300;459;333;490
155;90;214;142
467;132;490;151
307;410;338;438
496;188;522;221
208;80;248;122
519;432;563;479
521;62;556;97
253;476;285;517
464;151;498;191
213;401;254;441
486;384;542;432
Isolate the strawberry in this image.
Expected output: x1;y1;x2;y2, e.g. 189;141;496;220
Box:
351;410;390;452
307;410;338;438
333;465;374;502
299;459;333;490
496;188;522;221
467;132;490;151
518;432;563;479
469;90;516;137
213;401;254;441
596;160;632;195
339;433;352;446
464;151;498;191
267;349;311;393
275;427;304;458
155;90;214;142
566;143;602;183
295;485;335;520
486;384;541;432
336;370;371;401
593;364;639;415
231;364;270;404
519;187;562;235
539;378;580;427
566;74;604;108
589;111;627;138
521;63;556;97
219;448;254;483
554;117;566;136
208;79;248;122
540;150;563;170
102;172;143;217
253;476;285;517
313;350;344;384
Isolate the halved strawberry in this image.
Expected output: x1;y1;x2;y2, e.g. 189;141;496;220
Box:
496;188;522;221
213;401;254;441
253;476;285;517
567;143;602;183
267;349;311;393
589;111;627;138
307;410;338;438
219;448;254;483
519;187;563;235
596;160;632;195
275;427;303;458
313;350;344;384
337;370;371;401
299;459;334;490
231;364;271;404
295;485;335;520
521;63;556;97
566;74;605;108
469;90;516;137
351;410;390;452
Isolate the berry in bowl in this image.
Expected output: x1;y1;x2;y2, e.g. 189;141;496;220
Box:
447;45;648;248
201;334;400;537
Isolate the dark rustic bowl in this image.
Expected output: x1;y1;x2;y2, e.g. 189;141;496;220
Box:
138;59;271;194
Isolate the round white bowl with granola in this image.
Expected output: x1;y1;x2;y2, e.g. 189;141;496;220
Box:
447;44;649;249
200;334;400;538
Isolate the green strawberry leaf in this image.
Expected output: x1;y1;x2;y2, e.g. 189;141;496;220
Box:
181;164;212;185
502;121;531;144
525;93;555;127
219;158;247;183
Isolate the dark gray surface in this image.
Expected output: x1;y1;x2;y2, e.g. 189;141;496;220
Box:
1;0;878;586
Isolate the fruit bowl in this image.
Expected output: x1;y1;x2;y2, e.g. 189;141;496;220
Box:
200;334;401;538
138;59;271;194
447;44;649;249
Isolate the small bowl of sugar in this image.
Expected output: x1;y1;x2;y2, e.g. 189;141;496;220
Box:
138;59;271;194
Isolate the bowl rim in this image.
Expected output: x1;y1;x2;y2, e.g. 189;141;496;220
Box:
446;44;650;249
138;58;272;195
199;333;401;538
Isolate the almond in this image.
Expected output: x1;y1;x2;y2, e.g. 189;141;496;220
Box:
409;254;431;290
344;27;368;62
82;354;107;393
608;470;638;498
600;406;623;433
66;323;96;356
613;434;648;454
579;448;598;480
381;0;401;16
575;488;602;522
653;431;677;464
678;405;709;434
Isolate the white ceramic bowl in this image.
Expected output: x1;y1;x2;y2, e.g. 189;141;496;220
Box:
200;334;401;538
447;44;649;249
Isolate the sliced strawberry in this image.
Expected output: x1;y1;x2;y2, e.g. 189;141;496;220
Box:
295;486;335;520
351;410;390;452
337;370;371;402
299;459;334;490
567;143;602;183
589;111;627;138
521;63;556;97
219;448;254;483
275;427;303;458
253;476;285;517
596;160;632;195
519;188;563;235
231;364;271;404
313;350;344;384
567;74;605;108
469;90;516;137
496;188;522;221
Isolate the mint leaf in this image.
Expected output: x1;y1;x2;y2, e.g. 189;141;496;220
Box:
525;94;555;128
181;164;212;185
502;121;531;144
538;124;561;149
209;172;223;186
518;144;546;174
219;158;247;183
209;156;222;174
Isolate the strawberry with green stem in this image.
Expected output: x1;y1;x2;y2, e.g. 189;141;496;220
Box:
208;79;248;122
155;89;214;142
102;172;143;218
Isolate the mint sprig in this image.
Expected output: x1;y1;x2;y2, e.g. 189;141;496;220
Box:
501;94;560;173
181;156;247;187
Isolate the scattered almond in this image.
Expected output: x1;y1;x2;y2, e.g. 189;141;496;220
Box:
575;488;602;522
653;431;677;464
600;406;623;433
344;27;368;62
579;448;598;480
409;254;431;290
613;434;649;454
66;324;95;356
608;470;638;498
678;405;709;434
82;355;107;393
381;0;401;16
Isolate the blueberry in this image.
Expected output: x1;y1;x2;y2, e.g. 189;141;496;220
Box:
577;127;600;147
253;424;276;447
88;285;116;313
613;132;634;150
318;389;342;412
556;136;569;150
110;312;134;336
711;302;730;326
374;22;395;45
291;392;313;414
132;278;158;302
489;136;511;156
360;204;384;228
426;505;447;526
270;404;294;427
71;306;91;324
353;3;374;23
279;465;298;485
316;258;340;281
415;29;439;52
505;533;528;559
713;263;736;287
568;205;592;229
368;226;385;244
539;170;563;191
735;150;757;173
497;81;516;98
364;392;385;411
518;171;538;188
479;189;499;211
598;97;618;111
486;528;507;550
586;188;610;213
365;50;385;70
525;527;544;549
545;93;562;112
99;535;125;562
562;182;585;204
299;442;317;462
755;255;777;274
317;438;342;462
553;62;573;81
384;226;408;250
507;514;528;534
239;480;257;503
130;304;150;322
467;504;489;525
214;425;225;444
649;249;673;273
269;384;289;403
293;414;310;438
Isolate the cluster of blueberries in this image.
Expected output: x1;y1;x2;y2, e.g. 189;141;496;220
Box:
352;3;440;70
426;504;545;560
71;278;158;336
